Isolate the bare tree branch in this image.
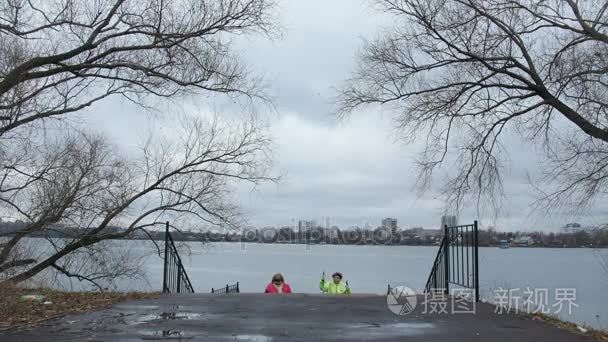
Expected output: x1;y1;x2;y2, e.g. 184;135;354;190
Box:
0;114;276;286
339;0;608;212
0;0;277;135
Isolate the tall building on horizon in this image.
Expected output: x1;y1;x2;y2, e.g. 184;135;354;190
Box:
298;220;315;234
328;226;339;240
441;215;458;229
382;218;398;235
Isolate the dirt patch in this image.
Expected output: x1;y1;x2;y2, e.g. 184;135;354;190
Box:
0;283;159;330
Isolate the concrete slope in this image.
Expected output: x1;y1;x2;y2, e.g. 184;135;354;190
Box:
2;293;588;341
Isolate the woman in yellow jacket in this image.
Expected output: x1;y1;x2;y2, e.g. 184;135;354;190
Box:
319;272;351;294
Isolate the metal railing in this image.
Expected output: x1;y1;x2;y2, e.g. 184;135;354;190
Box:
162;222;194;294
425;221;479;302
211;282;240;294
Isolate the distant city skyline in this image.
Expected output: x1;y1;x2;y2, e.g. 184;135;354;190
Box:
235;216;608;233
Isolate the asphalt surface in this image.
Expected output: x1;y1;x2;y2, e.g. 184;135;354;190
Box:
1;293;587;341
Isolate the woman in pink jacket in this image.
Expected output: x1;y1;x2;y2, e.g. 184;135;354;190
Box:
264;273;292;294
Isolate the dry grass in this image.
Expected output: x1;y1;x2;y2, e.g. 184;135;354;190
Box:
528;312;608;341
0;283;159;330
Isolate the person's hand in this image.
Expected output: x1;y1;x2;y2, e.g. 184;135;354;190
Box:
321;271;325;280
345;281;350;288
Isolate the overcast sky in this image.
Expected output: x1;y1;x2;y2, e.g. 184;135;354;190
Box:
84;0;607;231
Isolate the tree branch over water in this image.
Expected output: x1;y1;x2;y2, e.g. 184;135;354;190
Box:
0;0;278;288
338;0;608;213
0;115;276;286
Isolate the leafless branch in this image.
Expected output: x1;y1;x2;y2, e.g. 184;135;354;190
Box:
0;114;276;286
339;0;608;213
0;0;277;135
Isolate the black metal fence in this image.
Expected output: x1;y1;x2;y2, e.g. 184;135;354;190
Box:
211;282;240;294
163;222;194;294
425;221;479;301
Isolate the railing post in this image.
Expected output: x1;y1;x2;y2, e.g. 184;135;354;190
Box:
163;221;169;293
226;284;229;293
177;267;182;293
236;282;240;293
444;224;450;296
474;220;479;302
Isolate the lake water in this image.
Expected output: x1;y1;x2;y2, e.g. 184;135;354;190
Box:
32;240;608;329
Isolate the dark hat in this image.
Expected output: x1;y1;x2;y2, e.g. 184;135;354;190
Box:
331;272;343;279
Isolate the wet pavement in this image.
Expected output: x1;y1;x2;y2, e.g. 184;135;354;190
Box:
1;293;588;341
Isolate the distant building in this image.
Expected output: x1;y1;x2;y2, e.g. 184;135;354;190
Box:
441;215;458;228
404;227;440;238
420;229;441;238
561;223;605;234
298;220;314;234
329;226;339;240
514;235;535;247
382;218;398;235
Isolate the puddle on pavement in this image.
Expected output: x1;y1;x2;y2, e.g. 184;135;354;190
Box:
342;322;436;338
117;305;160;310
231;335;273;342
139;329;194;340
132;312;203;325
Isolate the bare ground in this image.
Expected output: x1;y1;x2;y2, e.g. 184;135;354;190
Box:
0;284;159;330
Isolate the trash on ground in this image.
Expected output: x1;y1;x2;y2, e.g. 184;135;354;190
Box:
21;295;45;302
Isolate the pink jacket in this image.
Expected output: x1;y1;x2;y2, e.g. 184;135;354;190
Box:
265;283;292;294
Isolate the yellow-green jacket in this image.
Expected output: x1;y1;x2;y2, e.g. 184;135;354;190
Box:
319;279;351;294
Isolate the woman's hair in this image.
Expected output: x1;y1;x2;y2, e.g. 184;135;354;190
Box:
331;272;343;279
272;273;285;282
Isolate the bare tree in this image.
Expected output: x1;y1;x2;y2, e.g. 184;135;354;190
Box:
0;114;275;287
0;0;277;288
339;0;608;212
0;0;276;135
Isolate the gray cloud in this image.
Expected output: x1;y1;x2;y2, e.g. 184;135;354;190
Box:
81;0;606;231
